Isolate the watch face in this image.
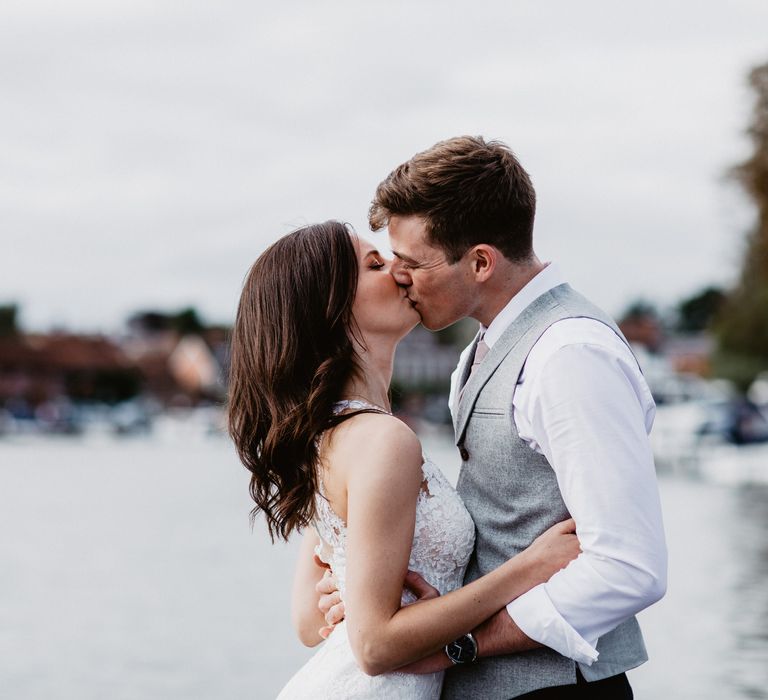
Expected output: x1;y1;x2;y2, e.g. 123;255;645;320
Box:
446;634;476;664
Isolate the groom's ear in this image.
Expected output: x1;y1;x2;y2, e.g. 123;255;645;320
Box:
469;245;497;282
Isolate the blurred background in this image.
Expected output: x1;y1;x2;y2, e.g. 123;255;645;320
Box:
2;1;768;698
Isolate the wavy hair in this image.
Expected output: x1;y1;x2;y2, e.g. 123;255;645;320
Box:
228;221;374;542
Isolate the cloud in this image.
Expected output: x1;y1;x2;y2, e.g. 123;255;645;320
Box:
1;0;767;329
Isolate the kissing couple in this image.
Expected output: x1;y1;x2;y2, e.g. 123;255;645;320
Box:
228;136;667;699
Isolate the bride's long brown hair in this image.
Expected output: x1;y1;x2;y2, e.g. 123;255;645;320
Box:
228;221;375;542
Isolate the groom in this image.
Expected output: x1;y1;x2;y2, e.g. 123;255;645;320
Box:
321;136;667;698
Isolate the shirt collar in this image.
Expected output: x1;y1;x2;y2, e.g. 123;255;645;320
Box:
481;263;565;349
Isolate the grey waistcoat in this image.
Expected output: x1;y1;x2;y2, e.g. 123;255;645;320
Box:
441;284;647;700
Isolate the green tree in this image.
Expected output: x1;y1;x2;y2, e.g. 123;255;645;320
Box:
621;300;658;321
0;304;19;336
128;307;206;336
170;307;205;336
715;62;768;388
677;287;725;333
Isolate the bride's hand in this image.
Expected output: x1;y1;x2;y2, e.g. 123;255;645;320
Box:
524;518;581;582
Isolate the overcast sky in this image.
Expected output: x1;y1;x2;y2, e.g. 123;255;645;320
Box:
2;1;767;332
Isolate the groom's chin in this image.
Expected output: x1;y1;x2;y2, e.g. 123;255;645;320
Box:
420;318;452;332
410;306;459;332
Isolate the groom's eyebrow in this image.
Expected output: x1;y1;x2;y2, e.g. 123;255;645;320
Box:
392;250;420;265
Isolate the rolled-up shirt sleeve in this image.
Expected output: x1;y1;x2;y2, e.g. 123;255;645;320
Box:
505;336;667;665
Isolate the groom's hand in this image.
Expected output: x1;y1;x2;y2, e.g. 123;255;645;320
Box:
402;570;440;604
315;568;440;640
397;571;453;674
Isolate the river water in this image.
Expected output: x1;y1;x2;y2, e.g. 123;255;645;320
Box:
1;430;767;699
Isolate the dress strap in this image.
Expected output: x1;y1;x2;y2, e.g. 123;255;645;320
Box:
332;399;392;415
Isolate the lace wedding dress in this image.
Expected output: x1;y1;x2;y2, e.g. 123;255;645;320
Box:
276;400;476;699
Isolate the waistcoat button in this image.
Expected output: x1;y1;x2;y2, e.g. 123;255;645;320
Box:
459;446;470;461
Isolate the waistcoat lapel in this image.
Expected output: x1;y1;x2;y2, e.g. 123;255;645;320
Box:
454;287;564;445
452;331;481;433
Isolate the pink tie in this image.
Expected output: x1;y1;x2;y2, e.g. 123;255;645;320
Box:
459;337;489;404
468;338;490;379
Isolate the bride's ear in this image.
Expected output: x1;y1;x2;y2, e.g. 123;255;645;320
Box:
468;245;497;282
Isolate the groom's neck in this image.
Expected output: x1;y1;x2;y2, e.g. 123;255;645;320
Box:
472;257;546;327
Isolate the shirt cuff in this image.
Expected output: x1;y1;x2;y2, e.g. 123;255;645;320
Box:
506;584;600;666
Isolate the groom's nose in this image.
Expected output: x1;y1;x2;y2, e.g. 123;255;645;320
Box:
389;259;412;286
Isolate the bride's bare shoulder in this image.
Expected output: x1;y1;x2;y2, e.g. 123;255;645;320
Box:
326;412;423;477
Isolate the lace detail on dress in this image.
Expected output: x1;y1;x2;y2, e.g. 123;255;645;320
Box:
277;401;475;699
313;400;475;602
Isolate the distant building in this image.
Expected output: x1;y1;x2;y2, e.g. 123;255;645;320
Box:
663;333;715;376
618;304;714;378
0;313;229;415
121;313;227;405
393;326;459;389
0;333;138;411
168;335;221;396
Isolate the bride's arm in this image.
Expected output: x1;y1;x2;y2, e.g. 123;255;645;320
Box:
290;529;328;647
342;417;576;677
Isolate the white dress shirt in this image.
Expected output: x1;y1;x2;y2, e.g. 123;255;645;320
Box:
449;264;667;665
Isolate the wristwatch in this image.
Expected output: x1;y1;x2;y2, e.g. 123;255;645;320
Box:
444;632;478;665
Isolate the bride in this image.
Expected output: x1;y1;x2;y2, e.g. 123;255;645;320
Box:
227;221;579;698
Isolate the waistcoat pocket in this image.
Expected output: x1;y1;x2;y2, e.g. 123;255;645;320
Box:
471;407;505;417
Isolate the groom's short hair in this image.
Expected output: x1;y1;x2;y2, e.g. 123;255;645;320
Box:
369;136;536;264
